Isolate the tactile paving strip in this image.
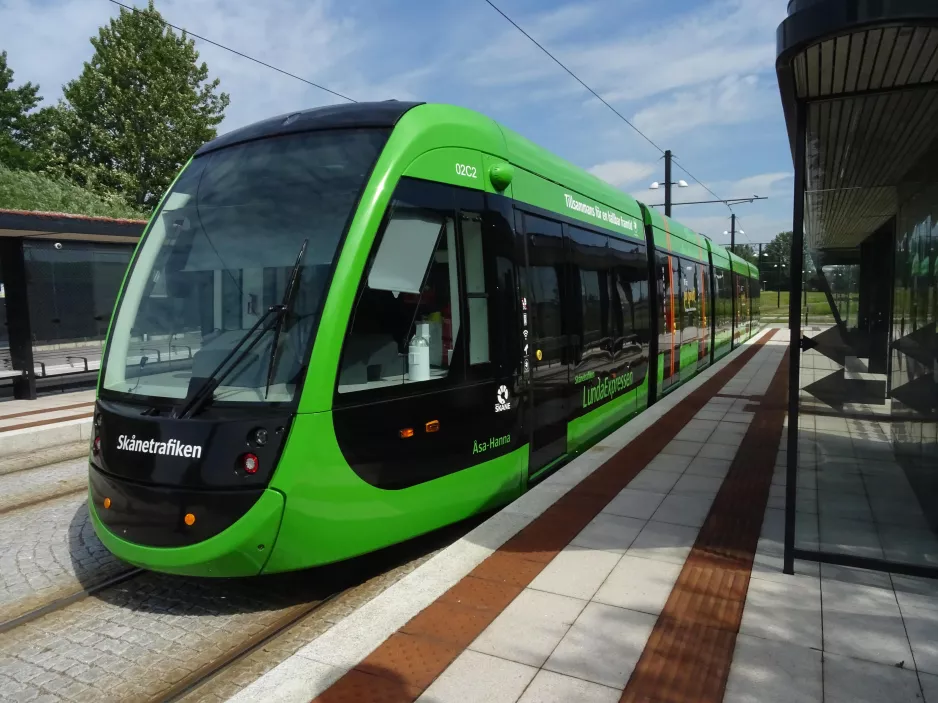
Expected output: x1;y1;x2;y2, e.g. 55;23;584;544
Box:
620;346;790;703
310;331;778;703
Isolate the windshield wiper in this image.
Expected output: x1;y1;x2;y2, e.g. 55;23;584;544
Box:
173;303;285;419
264;238;308;399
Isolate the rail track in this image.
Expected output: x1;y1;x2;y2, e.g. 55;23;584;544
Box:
0;567;144;635
154;591;343;702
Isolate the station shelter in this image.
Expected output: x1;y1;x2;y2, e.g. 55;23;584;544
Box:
777;0;938;577
0;209;144;399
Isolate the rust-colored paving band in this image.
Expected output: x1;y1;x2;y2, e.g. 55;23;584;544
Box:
312;330;779;703
0;411;94;433
0;401;93;422
620;346;790;703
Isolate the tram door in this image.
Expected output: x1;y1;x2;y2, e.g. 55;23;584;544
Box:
657;252;683;395
523;213;570;474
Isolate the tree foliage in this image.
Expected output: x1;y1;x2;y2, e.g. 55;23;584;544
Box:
763;231;792;267
733;243;759;264
0;50;43;170
52;1;229;209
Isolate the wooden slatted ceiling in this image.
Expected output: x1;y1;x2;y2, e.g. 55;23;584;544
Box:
794;25;938;252
794;26;938;99
804;86;938;250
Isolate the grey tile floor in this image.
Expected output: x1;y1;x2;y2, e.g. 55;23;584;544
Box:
739;455;938;703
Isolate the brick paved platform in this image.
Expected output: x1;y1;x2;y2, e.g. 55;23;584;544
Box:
228;328;938;703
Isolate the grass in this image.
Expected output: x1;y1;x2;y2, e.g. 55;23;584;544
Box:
0;164;146;220
759;290;843;321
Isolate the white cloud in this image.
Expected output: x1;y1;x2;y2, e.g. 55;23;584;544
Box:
0;0;427;132
631;74;775;141
457;0;784;103
588;159;657;188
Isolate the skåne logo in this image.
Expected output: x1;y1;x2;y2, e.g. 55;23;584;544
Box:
117;434;203;459
495;385;511;412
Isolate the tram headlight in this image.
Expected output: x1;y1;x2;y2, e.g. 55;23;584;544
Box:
92;436;101;455
252;428;268;447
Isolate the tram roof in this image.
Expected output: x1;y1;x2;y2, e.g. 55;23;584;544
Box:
195;100;737;266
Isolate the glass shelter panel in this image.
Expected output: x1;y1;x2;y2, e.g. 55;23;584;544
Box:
792;94;938;573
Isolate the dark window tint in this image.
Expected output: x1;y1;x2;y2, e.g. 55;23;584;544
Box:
608;237;650;367
526;215;566;362
714;266;733;342
567;226;608;366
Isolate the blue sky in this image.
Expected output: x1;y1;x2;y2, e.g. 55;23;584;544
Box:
0;0;793;246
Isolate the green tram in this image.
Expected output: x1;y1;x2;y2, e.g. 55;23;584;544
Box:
89;102;761;576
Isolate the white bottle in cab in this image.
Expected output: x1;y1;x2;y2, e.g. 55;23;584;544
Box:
408;327;430;382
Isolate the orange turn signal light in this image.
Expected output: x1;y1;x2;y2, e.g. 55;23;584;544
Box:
184;513;196;526
425;420;440;433
103;497;111;509
399;428;414;439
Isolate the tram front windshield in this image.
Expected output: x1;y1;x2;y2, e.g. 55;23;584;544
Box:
100;128;388;406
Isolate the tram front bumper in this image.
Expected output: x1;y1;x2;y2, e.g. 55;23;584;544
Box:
89;482;286;578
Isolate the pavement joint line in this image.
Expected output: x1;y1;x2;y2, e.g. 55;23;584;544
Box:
225;328;779;703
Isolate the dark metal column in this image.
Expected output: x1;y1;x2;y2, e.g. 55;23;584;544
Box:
0;238;36;399
730;214;737;348
664;149;672;217
784;102;807;575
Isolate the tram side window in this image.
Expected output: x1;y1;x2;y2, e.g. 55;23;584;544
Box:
568;225;608;360
681;258;699;338
656;252;678;340
699;264;710;332
338;202;460;393
750;277;761;319
715;267;732;331
608;238;650;355
736;272;749;324
461;211;489;365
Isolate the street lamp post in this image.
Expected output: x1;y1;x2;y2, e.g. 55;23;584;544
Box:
649;150;688;217
723;219;744;255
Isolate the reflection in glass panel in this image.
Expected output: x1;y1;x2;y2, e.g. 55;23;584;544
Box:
794;92;938;571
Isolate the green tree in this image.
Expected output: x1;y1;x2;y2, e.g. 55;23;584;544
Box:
733;243;759;264
763;231;792;268
53;1;229;210
0;50;42;170
757;231;794;291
